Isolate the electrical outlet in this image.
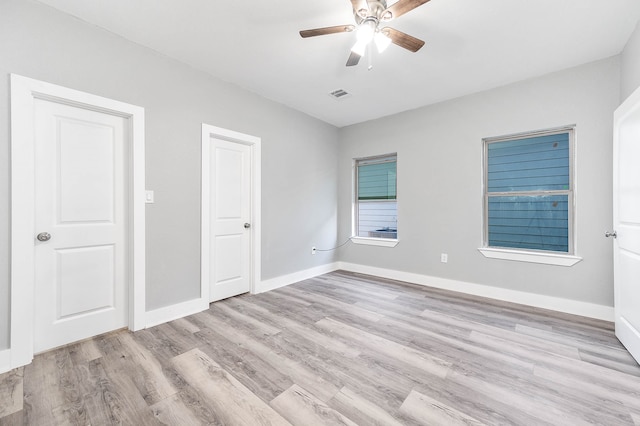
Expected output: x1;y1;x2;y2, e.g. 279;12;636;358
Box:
312;247;317;255
441;253;448;263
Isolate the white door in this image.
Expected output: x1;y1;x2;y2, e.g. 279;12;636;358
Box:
613;89;640;364
209;138;252;302
33;98;128;353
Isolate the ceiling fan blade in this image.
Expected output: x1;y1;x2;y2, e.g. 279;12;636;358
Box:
300;25;355;38
383;27;425;52
346;51;361;67
383;0;430;19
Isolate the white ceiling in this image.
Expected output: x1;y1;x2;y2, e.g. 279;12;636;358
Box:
36;0;640;127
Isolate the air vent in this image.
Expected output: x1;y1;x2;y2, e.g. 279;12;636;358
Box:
329;89;351;100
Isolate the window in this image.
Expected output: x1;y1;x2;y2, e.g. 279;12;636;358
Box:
483;128;575;256
353;154;397;244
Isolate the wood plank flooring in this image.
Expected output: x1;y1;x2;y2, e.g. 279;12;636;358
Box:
1;270;639;425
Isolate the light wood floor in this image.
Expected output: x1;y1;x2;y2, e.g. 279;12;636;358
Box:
1;270;639;425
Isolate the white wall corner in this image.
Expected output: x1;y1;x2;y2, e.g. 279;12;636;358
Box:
337;262;614;322
145;297;209;329
0;349;11;374
257;262;340;294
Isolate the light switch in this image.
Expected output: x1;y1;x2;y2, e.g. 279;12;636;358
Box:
145;190;154;204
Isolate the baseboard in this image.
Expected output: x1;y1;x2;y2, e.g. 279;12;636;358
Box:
145;297;209;329
144;263;340;328
337;262;615;322
257;262;340;294
144;262;614;325
0;349;11;374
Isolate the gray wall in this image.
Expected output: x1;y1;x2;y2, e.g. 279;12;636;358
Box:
621;21;640;101
0;0;339;349
337;57;620;307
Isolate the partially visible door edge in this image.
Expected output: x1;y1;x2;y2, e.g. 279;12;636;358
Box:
613;85;640;364
201;123;262;303
8;74;146;371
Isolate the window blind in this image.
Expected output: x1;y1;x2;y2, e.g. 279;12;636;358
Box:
358;160;396;201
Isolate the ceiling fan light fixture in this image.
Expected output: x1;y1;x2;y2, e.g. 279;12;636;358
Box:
356;19;377;43
374;31;392;53
351;39;368;56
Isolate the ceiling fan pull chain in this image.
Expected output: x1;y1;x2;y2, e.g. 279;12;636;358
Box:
368;42;373;70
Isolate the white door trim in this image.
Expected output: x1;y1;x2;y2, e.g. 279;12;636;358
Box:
9;74;146;370
201;124;261;302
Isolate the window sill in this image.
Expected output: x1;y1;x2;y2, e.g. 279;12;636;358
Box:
351;237;399;248
478;247;582;267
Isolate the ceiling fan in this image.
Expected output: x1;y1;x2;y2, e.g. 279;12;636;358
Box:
299;0;430;67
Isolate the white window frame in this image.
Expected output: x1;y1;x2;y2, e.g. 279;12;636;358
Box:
478;126;582;266
352;153;399;248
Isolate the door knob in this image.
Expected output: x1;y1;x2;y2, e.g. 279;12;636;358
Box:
605;230;617;238
244;223;251;229
36;232;51;242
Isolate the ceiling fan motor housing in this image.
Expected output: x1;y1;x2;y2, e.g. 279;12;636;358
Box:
356;0;393;24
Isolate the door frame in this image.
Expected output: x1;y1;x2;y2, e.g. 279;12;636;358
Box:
201;124;261;302
9;74;146;369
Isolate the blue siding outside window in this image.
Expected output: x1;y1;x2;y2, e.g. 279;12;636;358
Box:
485;131;572;253
488;195;569;252
355;155;397;239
